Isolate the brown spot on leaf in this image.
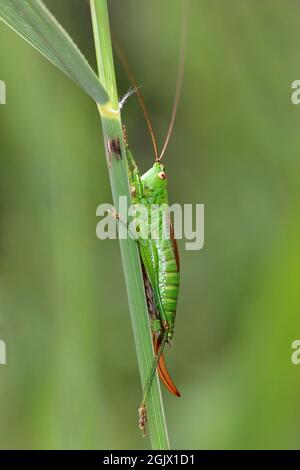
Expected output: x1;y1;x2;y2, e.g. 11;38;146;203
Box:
107;137;122;163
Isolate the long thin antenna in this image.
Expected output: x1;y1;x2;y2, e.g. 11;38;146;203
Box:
113;36;159;162
158;1;187;162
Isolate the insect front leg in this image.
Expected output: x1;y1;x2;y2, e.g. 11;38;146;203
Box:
109;207;141;241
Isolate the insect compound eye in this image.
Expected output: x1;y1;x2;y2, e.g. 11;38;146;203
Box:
158;171;167;180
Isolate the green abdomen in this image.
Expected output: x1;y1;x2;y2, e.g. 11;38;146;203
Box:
156;238;180;338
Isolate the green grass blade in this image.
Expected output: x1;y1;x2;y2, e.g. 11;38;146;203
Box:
0;0;109;104
90;0;170;450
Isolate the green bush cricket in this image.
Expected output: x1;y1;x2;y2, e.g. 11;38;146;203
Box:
113;25;186;435
123;124;181;406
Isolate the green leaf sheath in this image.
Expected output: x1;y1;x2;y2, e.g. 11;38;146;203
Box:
0;0;109;104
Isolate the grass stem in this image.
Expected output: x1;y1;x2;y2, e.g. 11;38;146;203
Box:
90;0;170;449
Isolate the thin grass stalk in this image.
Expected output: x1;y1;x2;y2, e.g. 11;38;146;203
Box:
89;0;170;449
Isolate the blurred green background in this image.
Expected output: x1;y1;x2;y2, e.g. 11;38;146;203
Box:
1;0;300;450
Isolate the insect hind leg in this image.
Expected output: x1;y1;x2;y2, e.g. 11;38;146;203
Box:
138;330;169;435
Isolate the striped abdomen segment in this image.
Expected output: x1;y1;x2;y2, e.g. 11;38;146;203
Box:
157;237;180;338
